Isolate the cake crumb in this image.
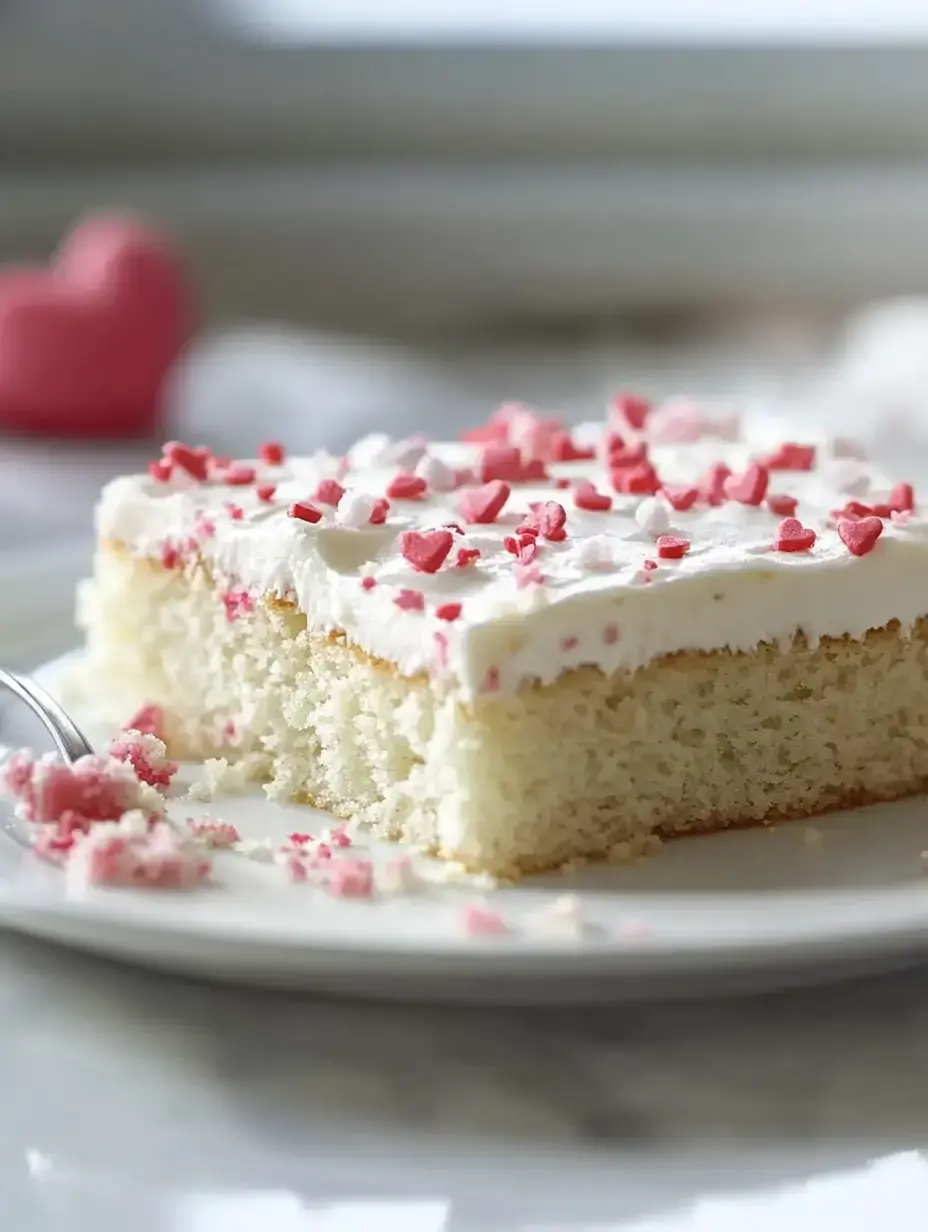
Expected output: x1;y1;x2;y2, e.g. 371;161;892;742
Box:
376;854;420;895
186;818;241;849
527;894;586;938
186;756;261;802
803;825;824;849
232;837;275;862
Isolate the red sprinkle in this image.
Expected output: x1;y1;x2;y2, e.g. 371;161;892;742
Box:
444;522;465;535
222;590;254;622
643;559;659;571
660;485;699;512
148;460;172;483
224;464;257;486
607;440;649;468
872;482;915;518
394;588;425;612
455;547;481;568
288;501;323;524
554;477;571;490
612;463;660;495
767;493;798;517
761;442;816;471
160;543;181;570
461;423;509;445
560;635;579;652
314;478;345;507
550;431;596;462
256;484;276;503
164;441;209;482
574;481;612;512
838;516;883;557
459;480;511;525
656;535;690;560
122;703;167;741
259;441;285;466
479;444;524;483
399;528;454;574
224;503;244;520
610;393;652;431
724;464;769;506
436;602;463;622
361;575;376;591
386;472;428;500
698;463;731;506
773;517;816;553
369;498;390;525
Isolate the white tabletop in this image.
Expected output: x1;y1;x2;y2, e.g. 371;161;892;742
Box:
3;319;928;1230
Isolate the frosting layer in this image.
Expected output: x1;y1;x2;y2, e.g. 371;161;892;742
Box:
94;408;928;701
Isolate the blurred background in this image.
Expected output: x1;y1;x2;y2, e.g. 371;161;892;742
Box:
5;3;928;577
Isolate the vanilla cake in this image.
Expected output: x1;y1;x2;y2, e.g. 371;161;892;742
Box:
76;398;928;875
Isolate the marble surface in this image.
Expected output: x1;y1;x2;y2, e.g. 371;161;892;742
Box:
4;318;928;1229
3;930;928;1231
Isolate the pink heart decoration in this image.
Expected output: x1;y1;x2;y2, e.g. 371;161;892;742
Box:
399;528;454;574
0;213;194;438
458;480;511;525
838;515;884;557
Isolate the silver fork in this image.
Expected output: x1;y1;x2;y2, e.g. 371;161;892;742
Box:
0;668;93;763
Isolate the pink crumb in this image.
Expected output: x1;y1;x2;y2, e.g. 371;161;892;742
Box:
186;818;241;849
69;823;211;891
0;751;154;826
461;902;508;936
326;858;374;899
222;590;254;622
107;731;178;790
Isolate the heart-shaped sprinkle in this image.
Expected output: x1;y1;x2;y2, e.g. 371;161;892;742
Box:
459;480;511;524
223;464;257;487
394;588;425;612
256;484;276;503
386;472;427;500
611;462;660;495
399;529;454;574
314;478;345;507
838;516;883;557
288;501;322;524
760;442;816;471
455;547;481;568
479;444;523;483
369;498;390;525
724;464;769;506
164;440;209;483
435;602;463;622
258;441;284;465
773;517;816;552
698;463;731;506
610;393;651;431
656;535;690;560
660;485;699;512
767;493;798;517
573;481;612;512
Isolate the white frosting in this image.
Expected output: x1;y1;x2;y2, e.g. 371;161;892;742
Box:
94;414;928;702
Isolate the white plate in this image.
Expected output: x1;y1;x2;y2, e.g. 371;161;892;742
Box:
3;554;928;1003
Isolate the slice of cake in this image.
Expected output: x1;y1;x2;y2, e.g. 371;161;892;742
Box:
74;398;928;875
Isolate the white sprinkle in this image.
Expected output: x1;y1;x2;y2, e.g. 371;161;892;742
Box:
572;535;615;572
347;433;391;469
336;490;378;529
634;497;670;538
415;453;456;492
385;437;428;470
116;808;150;838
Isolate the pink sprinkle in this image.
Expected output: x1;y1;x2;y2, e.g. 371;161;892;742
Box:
698;463;732;506
259;441;285;465
455;547;481;568
195;515;216;539
479;444;524;483
516;564;545;588
760;442;816;471
222;590;254;622
314;478;345;507
224;464;257;486
660;485;699;512
326;858;374;899
767;493;798;517
554;477;571;490
459;480;511;525
560;635;579;652
399;528;454;574
287;832;314;846
224;502;244;520
256;484;277;503
609;393;652;432
160;543;182;570
462;902;508;936
0;752;155;827
394;588;425;612
330;823;352;848
573;482;612;512
361;575;377;591
164;441;209;482
369;498;390;525
433;630;449;666
436;602;463;622
187;819;241;849
288;500;323;524
122;703;167;741
603;623;620;645
643;558;659;571
656;535;690;560
386;472;428;500
148;460;172;483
